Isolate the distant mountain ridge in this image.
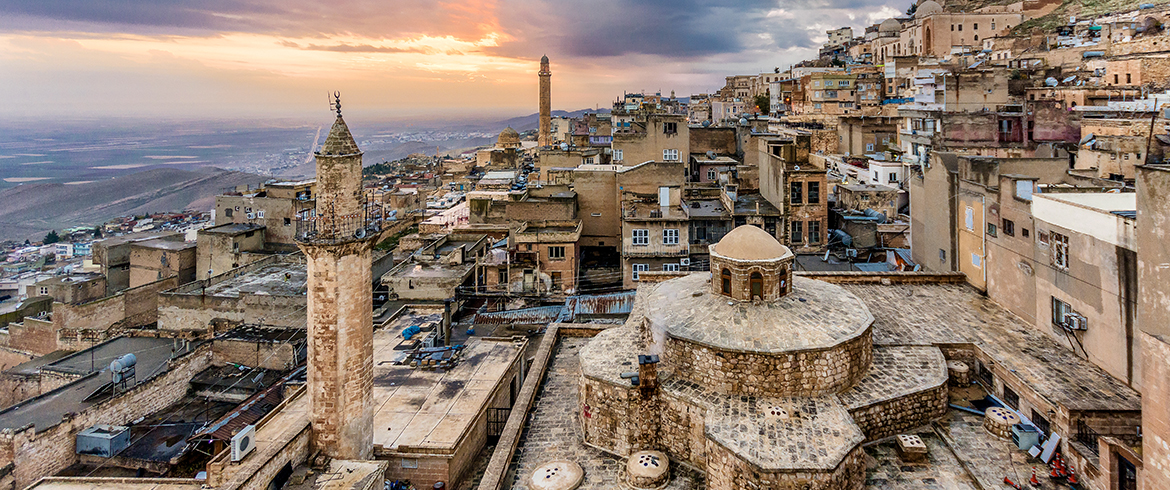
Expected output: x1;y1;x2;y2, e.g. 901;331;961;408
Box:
495;108;611;132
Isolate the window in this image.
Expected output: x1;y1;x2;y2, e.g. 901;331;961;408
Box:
791;182;803;204
1114;74;1119;84
257;210;265;219
866;143;874;152
1127;73;1132;84
1002;219;1015;236
663;229;679;245
633;263;649;281
958;24;962;31
548;246;566;260
1022;228;1030;238
498;270;508;284
973;23;978;30
663;263;680;272
632;229;649;246
663;149;680;161
39;287;49;296
808;182;820;204
965;207;975;231
1031;409;1051;435
808;220;821;244
750;272;763;299
707;168;717;181
1051;232;1069;270
663;121;678;134
613;149;624;162
284;217;291;226
889;172;898;183
1052;297;1073;327
987;222;997;237
791;220;803;244
1003;385;1019;409
225;208;233;218
939;249;946;262
721;269;732;294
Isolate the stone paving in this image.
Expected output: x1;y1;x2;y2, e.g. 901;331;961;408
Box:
646;273;872;353
839;345;949;409
505;337;705;490
863;428;980;490
934;410;1065;490
842;282;1140;411
705;395;863;471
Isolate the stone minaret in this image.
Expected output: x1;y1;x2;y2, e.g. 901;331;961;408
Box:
296;96;376;460
538;55;552;147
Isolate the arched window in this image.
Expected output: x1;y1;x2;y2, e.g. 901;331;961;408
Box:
721;269;732;295
750;272;764;299
779;269;788;294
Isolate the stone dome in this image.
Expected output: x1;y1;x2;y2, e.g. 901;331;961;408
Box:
710;225;792;262
497;126;521;149
880;18;902;33
915;0;943;18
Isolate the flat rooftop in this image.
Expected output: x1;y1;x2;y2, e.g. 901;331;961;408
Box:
682;199;728;219
201;223;265;235
370;312;522;454
27;479;202;490
385;261;474;280
1034;191;1136;212
733;193;781;215
0;337;191;431
202;263;307;298
131;239;196;251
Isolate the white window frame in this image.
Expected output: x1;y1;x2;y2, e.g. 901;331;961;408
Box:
632;229;649;246
613;149;623;162
663;229;679;245
707;168;717;181
632;263;649;281
663;149;680;162
548;246;566;260
1052;232;1069;270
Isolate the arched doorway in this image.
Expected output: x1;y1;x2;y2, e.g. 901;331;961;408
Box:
779;269;788;294
721;269;732;295
924;27;932;54
750;272;763;299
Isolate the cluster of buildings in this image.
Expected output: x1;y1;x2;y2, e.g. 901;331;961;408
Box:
5;1;1170;489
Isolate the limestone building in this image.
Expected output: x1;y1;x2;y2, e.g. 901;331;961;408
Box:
579;225;949;489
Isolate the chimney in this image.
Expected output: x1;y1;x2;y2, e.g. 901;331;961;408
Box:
637;354;660;397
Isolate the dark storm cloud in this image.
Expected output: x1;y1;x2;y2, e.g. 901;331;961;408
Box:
0;0;490;39
494;0;779;59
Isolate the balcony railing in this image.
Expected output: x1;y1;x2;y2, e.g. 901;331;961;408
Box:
295;208;384;245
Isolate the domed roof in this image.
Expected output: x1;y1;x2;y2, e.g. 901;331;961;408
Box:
915;0;943;18
497;126;521;148
711;225;793;261
879;18;902;33
541;54;549;64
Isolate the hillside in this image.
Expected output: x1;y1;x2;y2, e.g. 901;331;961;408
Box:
496;109;611;132
0;168;265;241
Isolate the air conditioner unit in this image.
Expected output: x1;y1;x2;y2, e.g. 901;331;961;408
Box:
1063;313;1087;331
246;213;255;220
231;425;256;462
680;258;691;266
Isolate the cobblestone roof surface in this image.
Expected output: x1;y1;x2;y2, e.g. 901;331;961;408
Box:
704;394;864;471
646;273;872;354
838;345;949;410
842;282;1140;411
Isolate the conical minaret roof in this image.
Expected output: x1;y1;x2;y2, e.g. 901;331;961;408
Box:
317;115;361;156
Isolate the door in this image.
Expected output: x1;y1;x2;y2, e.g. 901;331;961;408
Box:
1119;455;1137;490
750;272;763;299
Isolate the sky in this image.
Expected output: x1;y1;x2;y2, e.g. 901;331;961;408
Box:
0;0;909;120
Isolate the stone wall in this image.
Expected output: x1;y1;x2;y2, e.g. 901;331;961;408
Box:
51;276;180;352
213;338;301;370
1142;332;1170;490
662;328;873;397
0;343;213;489
704;439;865;490
846;382;948;441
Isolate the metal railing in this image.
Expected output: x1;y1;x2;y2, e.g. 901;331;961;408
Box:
1075;419;1101;457
295;211;383;245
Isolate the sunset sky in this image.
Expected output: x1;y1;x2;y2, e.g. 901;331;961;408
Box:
0;0;908;119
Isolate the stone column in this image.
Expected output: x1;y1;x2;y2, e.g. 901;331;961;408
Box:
300;240;374;460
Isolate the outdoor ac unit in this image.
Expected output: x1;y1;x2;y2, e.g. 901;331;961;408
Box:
231;425;256;462
1063;313;1087;331
680;258;691;266
246;213;255;219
